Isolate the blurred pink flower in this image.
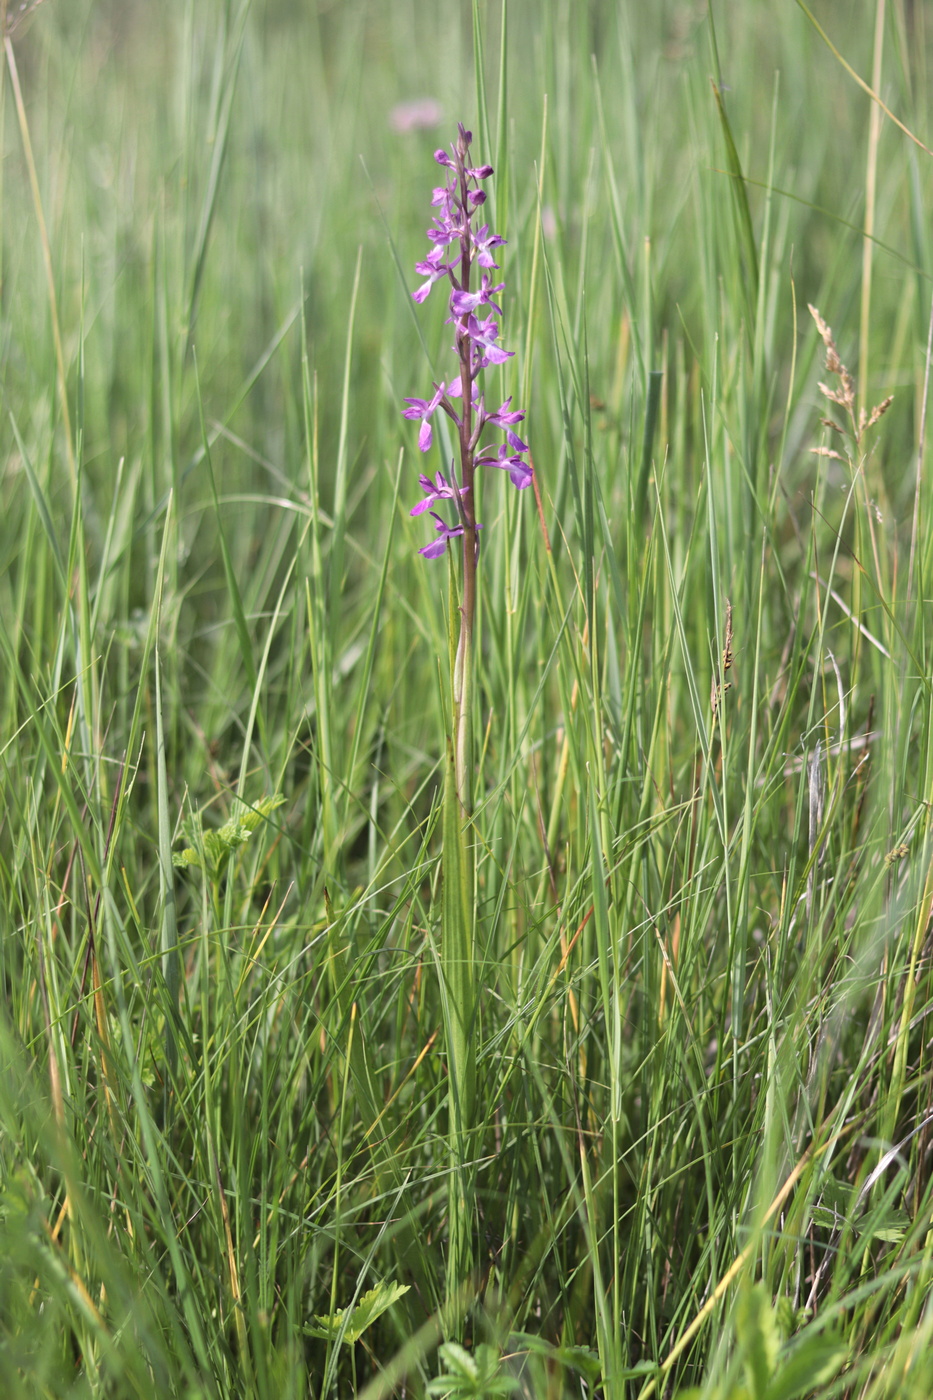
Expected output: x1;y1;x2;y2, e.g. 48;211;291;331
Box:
390;99;443;134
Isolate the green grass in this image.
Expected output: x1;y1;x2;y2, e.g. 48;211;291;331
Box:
3;0;933;1396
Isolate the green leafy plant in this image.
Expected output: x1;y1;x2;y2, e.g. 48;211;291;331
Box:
172;793;284;883
427;1342;521;1399
307;1280;410;1346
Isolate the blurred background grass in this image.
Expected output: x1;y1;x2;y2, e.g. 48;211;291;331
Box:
3;1;933;1397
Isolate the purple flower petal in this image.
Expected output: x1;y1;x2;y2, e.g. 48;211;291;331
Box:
486;397;525;430
402;383;446;451
479;443;533;489
426;221;459;250
419;536;452;559
447;375;479;403
418;510;463;559
464;314;513;364
410;471;470;516
449;273;505;320
473;225;506;268
413;247;451;303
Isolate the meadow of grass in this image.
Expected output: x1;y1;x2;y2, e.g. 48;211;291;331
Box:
3;0;933;1395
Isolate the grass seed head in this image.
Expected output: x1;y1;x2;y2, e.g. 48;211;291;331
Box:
810;304;856;415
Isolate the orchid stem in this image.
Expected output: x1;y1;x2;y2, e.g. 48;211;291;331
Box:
401;121;532;1295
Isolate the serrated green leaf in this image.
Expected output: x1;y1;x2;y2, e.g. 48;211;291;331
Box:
860;1205;909;1244
435;1342;478;1381
307;1280;409;1344
426;1343;522;1398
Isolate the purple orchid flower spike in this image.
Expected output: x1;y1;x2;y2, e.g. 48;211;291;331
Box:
402;122;532;560
399;127;533;1263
